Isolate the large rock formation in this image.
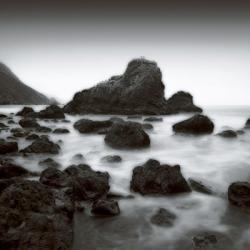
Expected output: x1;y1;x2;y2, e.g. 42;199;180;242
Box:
64;58;202;115
0;63;52;104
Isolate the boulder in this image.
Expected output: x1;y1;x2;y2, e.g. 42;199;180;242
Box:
173;114;214;135
0;139;18;154
150;208;176;227
0;162;30;179
74;118;112;133
130;159;191;195
64;58;202;115
39;158;61;168
91;199;120;216
143;117;163;122
217;130;237;138
228;182;250;209
16;106;35;117
53;128;70;134
37;105;65;119
104;121;150;149
101;155;122;163
19;118;40;128
20;137;60;154
188;178;213;195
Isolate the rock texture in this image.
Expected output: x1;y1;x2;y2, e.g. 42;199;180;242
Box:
0;63;52;104
64;58;202;115
0;139;18;154
150;208;176;227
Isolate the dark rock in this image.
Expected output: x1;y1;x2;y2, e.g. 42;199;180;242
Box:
106;192;134;200
0;177;21;194
217;130;237;138
16;106;35;116
19;118;40;128
0;122;8;129
40;168;71;188
192;233;218;249
72;153;84;160
0;114;7;118
35;126;52;133
228;182;250;209
0;162;29;179
101;155;122;163
91;199;120;216
245;118;250;128
130;159;191;195
64;58;202;115
143;117;163;122
20;137;60;154
37;105;65;119
236;129;245;135
188;178;213;195
7;120;15;124
74;118;112;133
166;91;202;114
53;128;70;134
150;208;176;227
104;121;150;149
26;133;40;140
142;123;153;130
39;158;61;168
0;139;18;154
127;115;142;120
173;114;214;135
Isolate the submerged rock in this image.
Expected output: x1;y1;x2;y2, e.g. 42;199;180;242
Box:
26;133;40;140
130;159;191;195
228;182;250;209
74;119;112;133
39;158;61;168
63;58;202;115
101;155;122;163
188;178;213;195
217;130;237;138
91;199;120;216
150;208;176;227
192;233;218;249
0;139;18;154
173;114;214;135
105;121;150;149
127;115;142;120
35;126;52;133
53;128;70;134
143;117;163;122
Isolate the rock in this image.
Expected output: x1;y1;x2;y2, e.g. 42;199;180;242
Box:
0;114;7;118
142;123;153;130
228;182;250;209
106;192;134;200
39;158;61;168
74;118;112;133
0;162;30;179
91;199;120;216
192;233;218;249
150;208;176;227
0;122;8;129
101;155;122;163
188;178;213;195
0;139;18;154
104;121;150;149
217;130;237;138
37;105;65;119
236;129;245;135
20;137;60;154
19;118;40;128
127;115;142;120
16;106;35;116
64;58;202;115
245;118;250;128
7;120;15;124
40;168;71;188
26;133;40;140
0;177;21;194
166;91;202;114
173;114;214;135
35;126;52;133
64;164;110;201
53;128;70;134
130;159;191;195
143;117;163;122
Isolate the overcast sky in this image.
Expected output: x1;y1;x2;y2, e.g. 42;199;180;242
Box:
1;0;250;105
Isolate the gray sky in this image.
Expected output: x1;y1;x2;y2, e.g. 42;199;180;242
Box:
1;1;250;105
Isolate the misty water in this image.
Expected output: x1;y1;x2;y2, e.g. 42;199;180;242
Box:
1;105;250;250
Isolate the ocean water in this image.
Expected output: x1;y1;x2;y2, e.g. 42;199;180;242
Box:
1;105;250;250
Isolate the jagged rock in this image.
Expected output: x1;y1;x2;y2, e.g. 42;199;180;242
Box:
150;208;176;227
228;182;250;209
188;178;213;195
19;118;40;128
64;58;202;115
0;139;18;154
53;128;70;134
173;114;214;135
20;137;60;154
0;162;30;179
16;107;35;117
74;119;112;133
143;117;163;122
91;199;120;216
101;155;122;163
217;130;237;138
104;121;150;149
37;105;65;119
130;159;190;195
39;158;61;168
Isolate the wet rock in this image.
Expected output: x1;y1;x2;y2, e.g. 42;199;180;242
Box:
35;126;52;133
0;162;30;179
127;115;142;120
26;133;40;140
39;158;61;168
19;118;40;128
74;118;112;133
20;137;60;154
142;123;154;130
192;233;222;250
188;178;213;195
16;107;35;117
173;114;214;135
40;168;71;188
245;118;250;128
101;155;122;163
130;159;191;195
7;120;15;124
105;121;150;149
53;128;70;134
143;117;163;122
91;199;120;216
72;153;84;160
0;122;8;129
106;192;134;200
228;182;250;209
150;208;176;227
0;139;18;154
217;130;237;138
0;114;7;119
0;177;21;194
37;105;65;119
236;129;245;135
12;131;29;138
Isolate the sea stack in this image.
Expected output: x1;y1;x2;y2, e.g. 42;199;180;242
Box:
63;58;202;115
